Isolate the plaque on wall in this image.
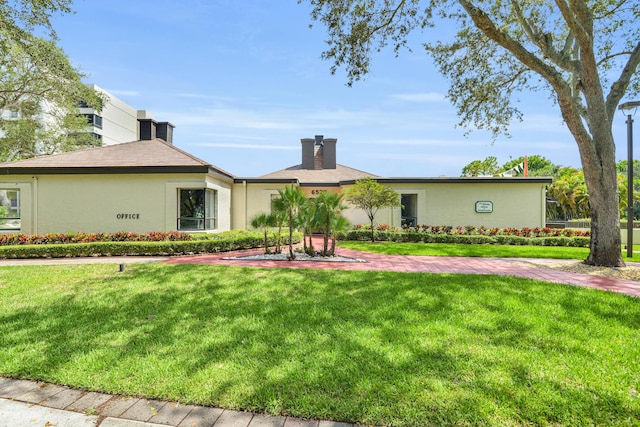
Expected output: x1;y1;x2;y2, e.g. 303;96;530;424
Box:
475;201;493;213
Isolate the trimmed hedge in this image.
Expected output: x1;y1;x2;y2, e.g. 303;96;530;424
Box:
0;231;193;246
0;231;301;259
337;229;590;247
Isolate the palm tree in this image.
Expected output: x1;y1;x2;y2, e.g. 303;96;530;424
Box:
269;204;286;254
298;198;319;256
274;185;307;260
250;212;273;254
314;191;348;256
329;214;350;256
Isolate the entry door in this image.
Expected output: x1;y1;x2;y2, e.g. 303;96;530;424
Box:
401;194;418;227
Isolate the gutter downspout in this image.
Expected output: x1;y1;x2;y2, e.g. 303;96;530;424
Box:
243;180;248;230
541;184;546;228
32;176;38;235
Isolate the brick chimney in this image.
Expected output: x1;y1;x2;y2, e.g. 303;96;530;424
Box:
301;137;315;169
300;135;337;170
313;135;324;169
322;137;337;169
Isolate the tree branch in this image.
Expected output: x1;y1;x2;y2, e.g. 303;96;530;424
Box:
554;0;590;45
369;0;406;36
606;41;640;117
511;0;577;73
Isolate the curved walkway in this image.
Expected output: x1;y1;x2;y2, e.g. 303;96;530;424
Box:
164;244;640;298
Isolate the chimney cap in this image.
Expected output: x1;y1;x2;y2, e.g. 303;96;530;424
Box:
314;135;324;146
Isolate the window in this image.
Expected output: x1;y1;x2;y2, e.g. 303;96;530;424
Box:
177;189;217;230
401;194;418;227
0;190;20;231
83;114;103;129
90;133;102;141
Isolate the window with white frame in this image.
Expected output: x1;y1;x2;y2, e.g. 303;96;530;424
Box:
177;188;217;230
0;190;21;231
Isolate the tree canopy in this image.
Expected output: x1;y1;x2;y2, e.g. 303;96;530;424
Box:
0;1;104;162
343;178;401;241
461;155;499;176
303;0;639;266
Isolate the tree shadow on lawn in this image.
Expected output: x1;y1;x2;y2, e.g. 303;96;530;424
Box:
0;264;638;426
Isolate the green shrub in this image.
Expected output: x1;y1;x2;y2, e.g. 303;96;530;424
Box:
336;228;589;247
0;231;302;259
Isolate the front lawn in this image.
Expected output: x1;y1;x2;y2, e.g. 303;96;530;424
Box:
0;264;638;426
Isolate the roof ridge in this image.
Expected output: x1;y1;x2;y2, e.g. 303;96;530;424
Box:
335;163;380;177
147;139;236;178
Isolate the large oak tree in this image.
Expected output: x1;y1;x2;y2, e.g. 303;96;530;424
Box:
303;0;640;267
0;0;104;162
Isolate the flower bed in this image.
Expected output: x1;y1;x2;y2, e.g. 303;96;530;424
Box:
339;224;590;247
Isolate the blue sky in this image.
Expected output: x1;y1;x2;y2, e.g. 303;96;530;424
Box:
49;0;631;178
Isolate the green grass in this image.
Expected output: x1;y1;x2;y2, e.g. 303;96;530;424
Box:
338;241;640;262
0;264;638;426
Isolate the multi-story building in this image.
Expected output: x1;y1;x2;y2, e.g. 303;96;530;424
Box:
78;84;173;146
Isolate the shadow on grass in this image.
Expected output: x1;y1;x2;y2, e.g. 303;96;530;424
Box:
0;264;638;426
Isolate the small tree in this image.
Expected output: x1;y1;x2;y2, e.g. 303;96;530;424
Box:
298;198;319;255
273;185;307;260
329;214;351;256
250;212;274;254
314;191;348;256
343;178;401;242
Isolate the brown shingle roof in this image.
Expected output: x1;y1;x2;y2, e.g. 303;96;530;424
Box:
259;163;377;184
0;139;234;178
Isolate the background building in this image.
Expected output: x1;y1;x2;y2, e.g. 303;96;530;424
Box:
79;84;173;146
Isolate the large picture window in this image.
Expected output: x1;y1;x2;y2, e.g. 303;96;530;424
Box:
178;189;217;230
0;190;21;231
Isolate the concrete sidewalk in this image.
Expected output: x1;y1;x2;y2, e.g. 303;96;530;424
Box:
0;378;353;427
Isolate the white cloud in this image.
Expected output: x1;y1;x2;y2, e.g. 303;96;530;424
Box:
391;92;446;103
193;143;298;150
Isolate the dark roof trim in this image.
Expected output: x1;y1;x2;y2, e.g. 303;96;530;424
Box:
298;182;342;187
0;166;234;178
234;177;553;185
234;178;299;184
370;177;553;184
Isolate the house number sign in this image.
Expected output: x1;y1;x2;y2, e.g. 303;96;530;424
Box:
475;201;493;213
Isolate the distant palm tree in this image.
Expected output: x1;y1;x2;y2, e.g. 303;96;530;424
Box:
250;212;273;254
314;191;348;256
274;185;307;260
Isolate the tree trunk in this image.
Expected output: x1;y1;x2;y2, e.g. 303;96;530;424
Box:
582;145;624;267
369;216;375;242
576;107;624;267
288;216;295;260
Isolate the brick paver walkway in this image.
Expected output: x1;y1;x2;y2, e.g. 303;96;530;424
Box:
164;240;640;298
